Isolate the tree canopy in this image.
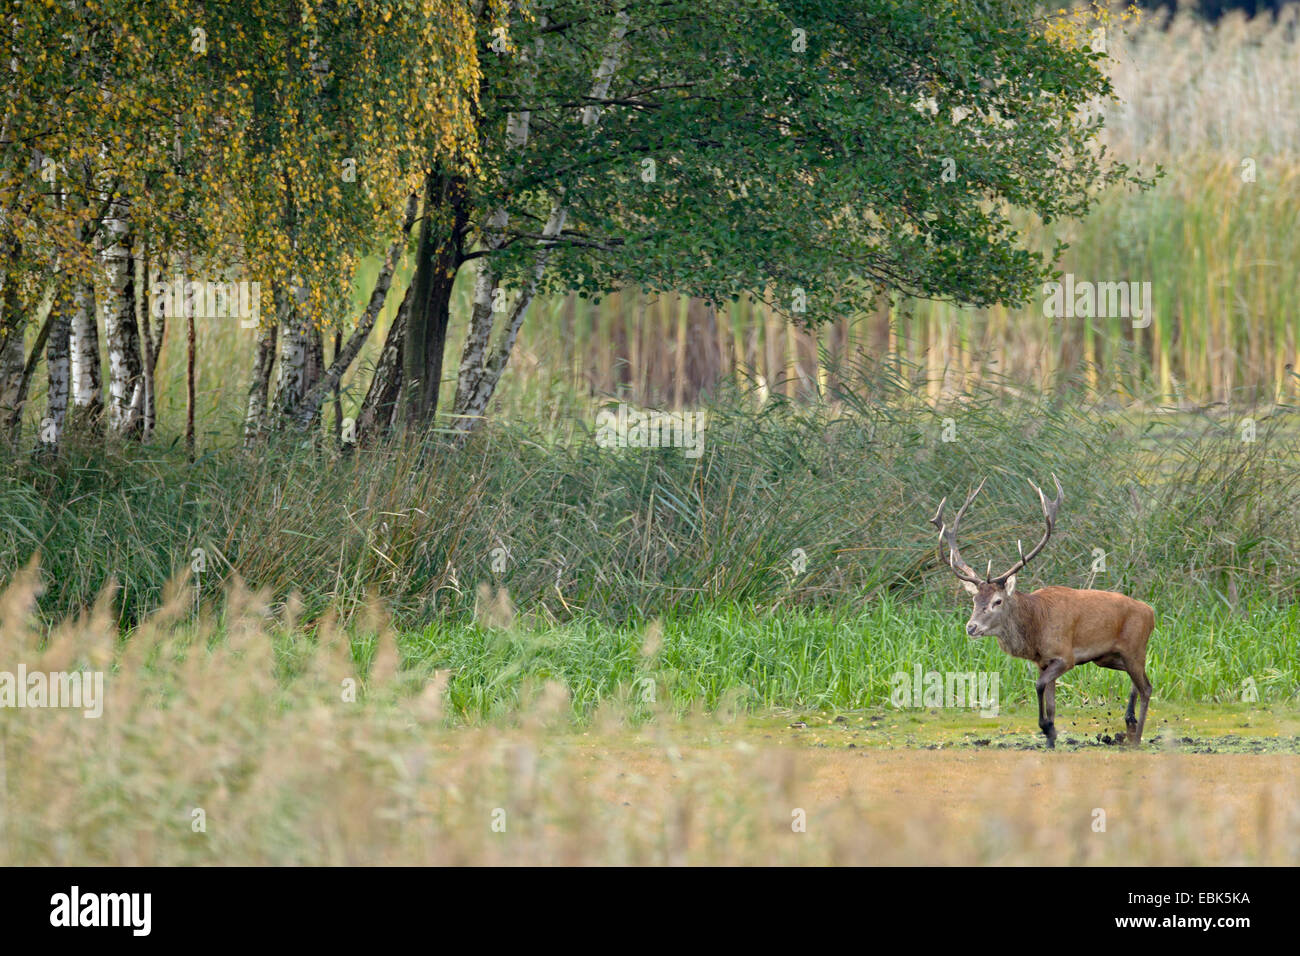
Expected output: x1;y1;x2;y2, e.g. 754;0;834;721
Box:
1;0;1147;450
473;0;1144;317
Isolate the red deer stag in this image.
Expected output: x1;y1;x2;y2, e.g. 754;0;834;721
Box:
929;476;1155;747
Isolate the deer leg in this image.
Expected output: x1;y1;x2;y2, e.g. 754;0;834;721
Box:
1132;669;1153;746
1120;654;1153;746
1035;658;1069;748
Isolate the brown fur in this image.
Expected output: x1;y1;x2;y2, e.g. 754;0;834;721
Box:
964;580;1155;747
934;477;1155;746
1001;586;1154;667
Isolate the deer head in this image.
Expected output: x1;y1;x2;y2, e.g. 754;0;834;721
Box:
929;475;1064;638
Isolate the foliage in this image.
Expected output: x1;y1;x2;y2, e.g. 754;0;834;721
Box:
475;0;1150;321
1;0;483;321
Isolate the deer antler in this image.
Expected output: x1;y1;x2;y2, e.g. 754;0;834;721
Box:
990;474;1064;584
929;477;987;585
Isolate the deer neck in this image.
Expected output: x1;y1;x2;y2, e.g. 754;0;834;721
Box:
995;591;1038;660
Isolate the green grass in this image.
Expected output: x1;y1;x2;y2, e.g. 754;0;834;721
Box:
4;352;1298;728
5;361;1299;630
389;596;1299;723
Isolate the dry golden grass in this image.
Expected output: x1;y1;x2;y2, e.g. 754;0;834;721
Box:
3;569;1296;865
1102;8;1300;160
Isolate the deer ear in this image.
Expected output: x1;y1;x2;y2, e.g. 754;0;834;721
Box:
1004;574;1017;595
961;579;979;595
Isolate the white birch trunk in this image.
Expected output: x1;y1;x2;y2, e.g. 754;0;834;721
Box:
452;12;628;433
452;204;568;428
100;196;144;436
44;287;71;449
69;274;101;419
277;325;309;414
272;278;320;421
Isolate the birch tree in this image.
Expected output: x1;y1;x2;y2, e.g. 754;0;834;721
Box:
3;1;480;451
100;198;145;437
68;271;102;432
1;2;233;446
44;287;71;452
225;1;482;441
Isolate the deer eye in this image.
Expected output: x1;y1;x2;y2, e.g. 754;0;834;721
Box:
990;599;1001;608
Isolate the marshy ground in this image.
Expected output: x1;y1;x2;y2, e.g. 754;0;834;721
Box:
766;701;1300;753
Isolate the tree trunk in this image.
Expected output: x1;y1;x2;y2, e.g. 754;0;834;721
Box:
272;279;323;424
185;283;196;459
139;244;162;441
4;288;59;445
243;315;278;450
44;283;71;452
451;205;566;432
0;276;23;447
69;271;102;434
100;198;144;438
357;278;414;443
402;171;467;427
332;329;342;445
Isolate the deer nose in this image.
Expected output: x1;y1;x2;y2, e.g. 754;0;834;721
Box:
966;622;978;636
